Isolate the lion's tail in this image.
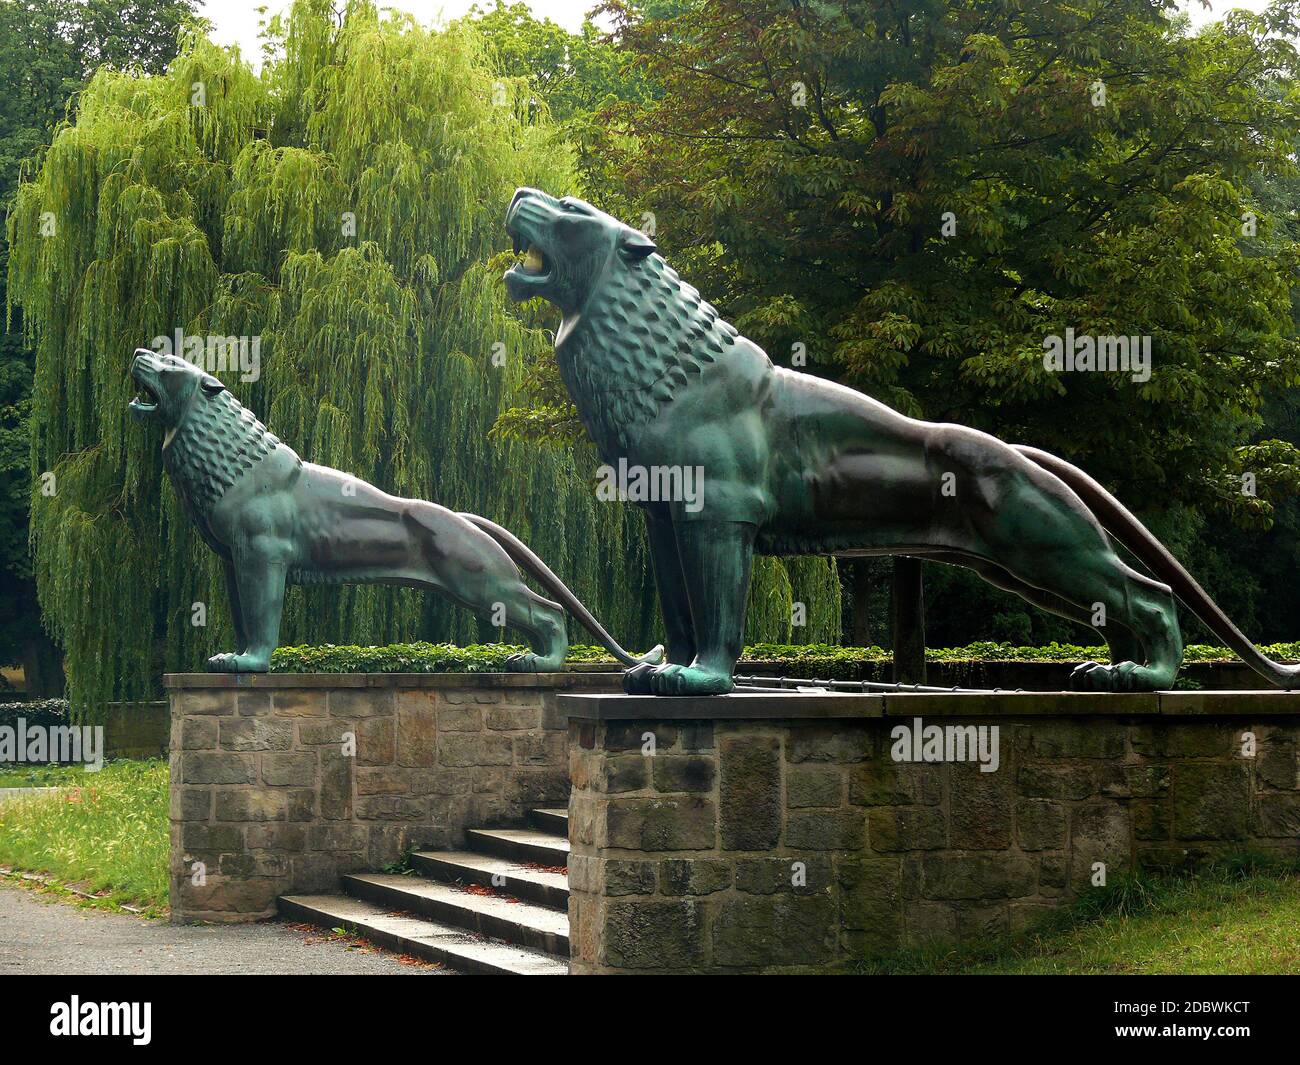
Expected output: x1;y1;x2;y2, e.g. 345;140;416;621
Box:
461;514;665;669
1015;445;1300;689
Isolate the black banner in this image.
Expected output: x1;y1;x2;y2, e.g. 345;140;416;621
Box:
2;973;1294;1050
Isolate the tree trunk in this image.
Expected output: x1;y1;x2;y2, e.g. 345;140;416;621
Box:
850;560;873;647
21;633;65;698
891;556;926;684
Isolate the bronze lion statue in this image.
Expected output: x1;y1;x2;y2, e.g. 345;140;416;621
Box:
503;188;1298;696
130;349;661;673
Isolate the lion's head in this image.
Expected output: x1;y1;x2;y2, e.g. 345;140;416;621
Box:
130;349;226;429
502;189;743;453
130;349;285;515
503;188;657;313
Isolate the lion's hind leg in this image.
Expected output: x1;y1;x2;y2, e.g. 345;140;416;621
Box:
963;461;1184;692
401;505;569;671
1063;562;1182;692
989;545;1181;691
939;554;1145;668
498;586;569;673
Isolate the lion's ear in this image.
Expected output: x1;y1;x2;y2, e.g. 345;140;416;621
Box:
618;229;657;262
199;373;226;397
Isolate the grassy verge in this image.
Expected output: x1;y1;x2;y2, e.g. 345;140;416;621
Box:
0;759;168;915
859;855;1300;974
0;763;102;789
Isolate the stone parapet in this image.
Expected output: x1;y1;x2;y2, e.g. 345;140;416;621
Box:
166;671;621;923
562;690;1300;974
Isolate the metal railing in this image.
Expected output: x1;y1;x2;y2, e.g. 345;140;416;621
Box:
732;673;1018;695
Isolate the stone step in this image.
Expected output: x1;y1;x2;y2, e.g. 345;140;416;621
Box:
466;827;570;866
278;894;568;976
528;807;569;834
341;872;568;956
412;850;569;910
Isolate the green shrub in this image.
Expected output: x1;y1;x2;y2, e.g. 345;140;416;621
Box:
267;640;1300;674
0;699;72;728
0;701;78;765
268;642;615;673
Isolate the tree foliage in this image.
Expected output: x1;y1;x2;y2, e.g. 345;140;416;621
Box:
544;0;1300;647
593;0;1300;508
0;0;199;690
462;0;650;124
8;0;839;711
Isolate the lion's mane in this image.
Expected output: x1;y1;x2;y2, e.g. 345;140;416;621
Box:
164;389;295;517
558;253;740;452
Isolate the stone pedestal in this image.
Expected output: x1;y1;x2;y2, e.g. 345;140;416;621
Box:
166;671;621;923
562;689;1300;974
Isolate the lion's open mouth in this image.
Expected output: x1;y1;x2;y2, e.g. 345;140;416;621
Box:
519;244;547;275
129;352;162;418
510;228;550;278
504;226;553;300
129;381;160;415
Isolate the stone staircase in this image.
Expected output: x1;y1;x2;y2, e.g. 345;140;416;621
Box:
280;808;570;975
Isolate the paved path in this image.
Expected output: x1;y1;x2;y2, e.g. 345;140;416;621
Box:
0;883;450;975
0;787;60;803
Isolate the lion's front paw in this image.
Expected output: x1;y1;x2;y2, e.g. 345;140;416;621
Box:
622;662;656;693
505;651;538;673
505;651;565;673
626;663;733;696
501;644;564;670
1069;660;1140;692
206;652;270;673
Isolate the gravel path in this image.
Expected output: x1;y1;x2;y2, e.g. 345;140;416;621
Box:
0;882;450;975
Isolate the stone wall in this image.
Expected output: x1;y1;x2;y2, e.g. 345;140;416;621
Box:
166;672;621;923
0;700;168;761
563;690;1300;974
105;701;169;759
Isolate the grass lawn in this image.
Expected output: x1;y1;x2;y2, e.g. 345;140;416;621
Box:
0;762;103;789
0;759;168;915
860;860;1300;975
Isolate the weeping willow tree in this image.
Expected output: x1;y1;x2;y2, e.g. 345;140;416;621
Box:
8;0;839;711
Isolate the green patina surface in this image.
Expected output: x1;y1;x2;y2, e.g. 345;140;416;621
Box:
507;188;1300;697
131;352;660;675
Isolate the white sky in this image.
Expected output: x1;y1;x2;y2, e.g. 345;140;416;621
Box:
200;0;597;57
200;0;1273;60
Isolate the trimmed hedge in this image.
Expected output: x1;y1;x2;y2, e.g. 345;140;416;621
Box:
0;699;72;728
268;642;616;674
267;641;1300;675
0;699;76;764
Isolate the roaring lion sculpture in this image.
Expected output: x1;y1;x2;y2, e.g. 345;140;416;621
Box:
504;187;1299;696
129;349;662;673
